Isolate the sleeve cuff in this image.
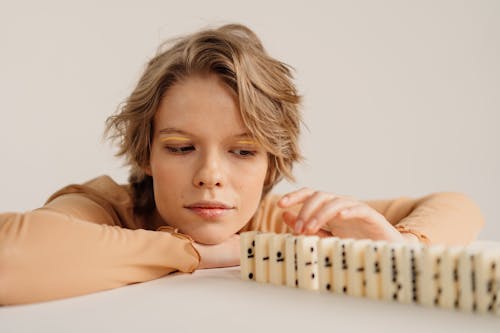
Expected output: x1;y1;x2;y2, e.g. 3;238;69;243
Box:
395;224;431;245
157;226;201;272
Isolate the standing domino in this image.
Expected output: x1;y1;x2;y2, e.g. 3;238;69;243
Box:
418;245;445;307
380;243;403;301
439;246;463;309
406;244;423;304
296;235;320;291
475;248;500;313
457;247;478;312
400;244;422;304
318;237;339;292
285;235;298;288
255;233;274;283
269;233;289;286
347;239;370;297
240;231;259;281
365;241;387;300
332;238;354;295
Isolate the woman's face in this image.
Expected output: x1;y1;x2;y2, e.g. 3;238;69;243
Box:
146;74;269;245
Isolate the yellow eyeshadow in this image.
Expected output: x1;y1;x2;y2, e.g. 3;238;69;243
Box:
236;140;257;145
160;136;191;142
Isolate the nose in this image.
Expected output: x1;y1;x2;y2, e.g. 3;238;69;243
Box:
193;150;225;189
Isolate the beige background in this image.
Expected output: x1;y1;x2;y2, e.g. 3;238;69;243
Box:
0;0;498;240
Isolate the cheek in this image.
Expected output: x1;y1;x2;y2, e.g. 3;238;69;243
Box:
234;159;268;197
150;156;187;200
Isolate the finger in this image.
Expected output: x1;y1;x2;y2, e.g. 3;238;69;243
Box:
282;210;299;232
306;199;358;234
277;187;316;208
296;191;336;234
339;204;382;223
283;211;331;237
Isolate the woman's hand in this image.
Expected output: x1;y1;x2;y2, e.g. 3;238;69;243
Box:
192;234;241;269
278;187;409;243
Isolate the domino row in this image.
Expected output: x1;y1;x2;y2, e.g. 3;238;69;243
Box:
240;231;500;315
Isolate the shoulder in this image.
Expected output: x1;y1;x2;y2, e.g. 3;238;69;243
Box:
45;175;131;205
43;175;139;228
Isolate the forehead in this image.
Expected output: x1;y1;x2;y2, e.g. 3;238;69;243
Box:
154;74;248;138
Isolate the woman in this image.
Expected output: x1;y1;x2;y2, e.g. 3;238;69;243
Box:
0;23;484;306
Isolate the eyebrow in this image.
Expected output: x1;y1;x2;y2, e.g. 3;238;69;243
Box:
158;127;254;139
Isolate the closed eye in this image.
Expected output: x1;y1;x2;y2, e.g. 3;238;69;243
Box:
165;146;195;154
164;146;256;157
232;149;256;157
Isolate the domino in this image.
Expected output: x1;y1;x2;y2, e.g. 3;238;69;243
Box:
347;239;370;297
406;244;424;304
285;235;298;288
457;247;478;312
364;241;387;300
255;233;274;283
240;231;258;281
400;244;422;304
269;233;289;286
332;238;354;295
318;237;339;292
296;235;320;291
380;243;403;301
475;248;500;313
239;231;500;316
493;255;500;315
439;246;463;309
418;245;445;307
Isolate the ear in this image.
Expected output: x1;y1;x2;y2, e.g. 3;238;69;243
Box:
143;164;152;176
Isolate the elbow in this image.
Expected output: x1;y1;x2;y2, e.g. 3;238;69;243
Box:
435;191;486;240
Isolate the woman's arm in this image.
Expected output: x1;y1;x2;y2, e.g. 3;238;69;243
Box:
0;194;200;306
364;192;485;246
270;189;484;246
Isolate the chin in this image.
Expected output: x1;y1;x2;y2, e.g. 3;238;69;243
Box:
190;230;233;245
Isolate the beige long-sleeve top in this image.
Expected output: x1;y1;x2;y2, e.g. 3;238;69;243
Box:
0;175;484;305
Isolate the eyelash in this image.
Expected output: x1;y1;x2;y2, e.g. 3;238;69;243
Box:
164;145;257;157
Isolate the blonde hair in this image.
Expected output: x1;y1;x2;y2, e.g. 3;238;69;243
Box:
105;23;304;216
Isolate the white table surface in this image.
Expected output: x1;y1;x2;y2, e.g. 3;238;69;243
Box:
2;242;500;333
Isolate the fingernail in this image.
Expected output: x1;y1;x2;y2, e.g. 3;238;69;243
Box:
280;196;288;204
294;219;303;233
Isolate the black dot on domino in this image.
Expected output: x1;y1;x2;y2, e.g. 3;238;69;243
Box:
252;240;255;247
311;273;315;279
248;273;253;279
326;284;331;290
295;279;298;287
310;247;314;253
343;286;347;293
277;251;282;258
247;248;252;255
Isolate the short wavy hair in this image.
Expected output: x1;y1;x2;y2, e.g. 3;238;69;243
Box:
104;23;304;216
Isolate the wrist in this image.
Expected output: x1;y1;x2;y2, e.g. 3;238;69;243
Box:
400;232;420;244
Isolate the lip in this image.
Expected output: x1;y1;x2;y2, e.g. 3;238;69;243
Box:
185;201;234;220
185;201;234;209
